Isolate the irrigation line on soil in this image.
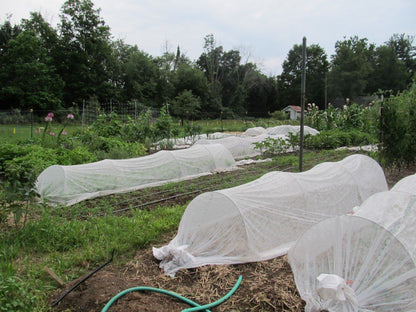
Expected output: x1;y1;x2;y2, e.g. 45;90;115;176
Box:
74;152;351;220
111;165;296;215
52;250;115;307
108;162;284;206
109;162;284;205
73;162;286;220
111;187;214;214
107;152;345;214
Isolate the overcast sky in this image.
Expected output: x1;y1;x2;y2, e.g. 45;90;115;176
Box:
1;0;415;75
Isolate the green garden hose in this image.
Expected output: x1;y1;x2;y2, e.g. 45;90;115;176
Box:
101;275;242;312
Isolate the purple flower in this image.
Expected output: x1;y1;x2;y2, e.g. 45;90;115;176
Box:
45;116;52;122
47;112;54;118
49;132;56;136
67;113;74;119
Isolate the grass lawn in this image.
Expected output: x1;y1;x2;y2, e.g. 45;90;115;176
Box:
0;124;83;144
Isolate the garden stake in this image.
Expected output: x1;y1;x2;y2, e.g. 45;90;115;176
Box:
51;249;116;307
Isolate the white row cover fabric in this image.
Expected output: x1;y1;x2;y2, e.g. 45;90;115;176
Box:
195;135;260;159
391;173;416;195
288;174;416;312
242;126;266;136
242;125;319;137
153;154;387;276
195;133;288;159
157;132;233;148
265;125;319;136
157;125;320;155
35;144;235;206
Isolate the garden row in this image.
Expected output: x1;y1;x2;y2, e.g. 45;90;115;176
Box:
1;82;415;223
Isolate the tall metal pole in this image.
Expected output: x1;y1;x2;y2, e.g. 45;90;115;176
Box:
30;108;33;138
299;37;307;172
82;99;85;129
324;72;328;110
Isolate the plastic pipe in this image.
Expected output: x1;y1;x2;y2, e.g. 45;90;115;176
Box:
101;275;242;312
182;275;242;311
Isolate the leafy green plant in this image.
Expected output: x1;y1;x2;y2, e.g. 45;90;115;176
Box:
89;112;123;137
253;137;289;157
306;102;376;132
287;132;300;150
158;139;174;151
3;145;58;185
0;144;31;173
56;146;97;165
305;129;375;149
0;276;38;312
154;105;173;140
379;83;416;166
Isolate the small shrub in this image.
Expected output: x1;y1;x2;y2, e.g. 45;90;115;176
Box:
56;146;97;165
89;112;123;137
288;132;300;150
154;105;173;140
379;83;416;167
92;138;147;159
3;145;59;185
305;129;375;149
0;144;31;173
253;137;289;157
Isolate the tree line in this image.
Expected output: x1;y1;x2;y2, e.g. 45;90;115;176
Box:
1;0;415;120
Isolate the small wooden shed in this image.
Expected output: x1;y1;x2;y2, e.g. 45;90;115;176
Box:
282;105;301;120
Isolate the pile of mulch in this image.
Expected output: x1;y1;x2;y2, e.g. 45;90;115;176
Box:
52;241;304;312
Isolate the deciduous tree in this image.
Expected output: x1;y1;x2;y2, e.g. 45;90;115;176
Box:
56;0;112;106
277;43;328;110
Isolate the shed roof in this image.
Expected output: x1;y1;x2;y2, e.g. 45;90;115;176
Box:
283;105;301;112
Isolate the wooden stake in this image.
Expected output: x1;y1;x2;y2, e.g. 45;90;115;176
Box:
44;266;65;287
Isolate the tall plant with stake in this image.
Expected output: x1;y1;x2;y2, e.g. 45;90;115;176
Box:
379;82;416;167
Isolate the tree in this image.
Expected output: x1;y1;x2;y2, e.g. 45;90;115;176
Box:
368;45;408;93
155;44;191;105
56;0;113;106
0;18;21;57
21;12;58;55
0;30;63;111
387;34;416;85
123;48;163;106
277;43;329;110
218;49;243;114
197;34;223;114
328;36;375;101
246;73;277;117
172;63;209;110
170;89;201;125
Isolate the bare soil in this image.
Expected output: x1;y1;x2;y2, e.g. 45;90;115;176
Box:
50;163;415;312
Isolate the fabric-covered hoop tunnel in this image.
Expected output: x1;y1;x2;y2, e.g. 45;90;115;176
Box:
35;143;235;206
154;154;388;277
288;173;416;311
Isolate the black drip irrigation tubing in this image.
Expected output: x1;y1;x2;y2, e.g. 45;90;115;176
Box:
51;250;115;307
111;164;295;215
76;152;346;219
107;159;284;206
76;162;288;219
